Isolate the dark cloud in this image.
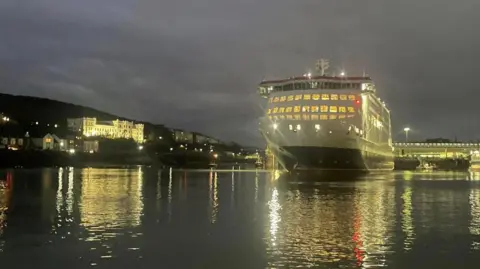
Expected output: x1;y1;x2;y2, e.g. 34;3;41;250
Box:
1;0;480;145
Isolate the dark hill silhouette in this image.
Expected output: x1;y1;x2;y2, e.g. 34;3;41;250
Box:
0;93;171;141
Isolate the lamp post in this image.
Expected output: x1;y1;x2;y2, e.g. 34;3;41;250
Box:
404;127;410;142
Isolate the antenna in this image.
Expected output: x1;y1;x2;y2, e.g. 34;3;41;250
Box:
315;59;329;76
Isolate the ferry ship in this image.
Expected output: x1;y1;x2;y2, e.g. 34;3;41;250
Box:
258;59;394;172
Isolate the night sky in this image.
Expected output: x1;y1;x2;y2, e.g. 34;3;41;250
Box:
1;0;480;146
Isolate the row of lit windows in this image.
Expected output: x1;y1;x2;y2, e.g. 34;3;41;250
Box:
268;114;355;120
268;106;355;114
269;94;357;103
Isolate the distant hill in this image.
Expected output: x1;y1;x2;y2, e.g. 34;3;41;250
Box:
0;93;171;140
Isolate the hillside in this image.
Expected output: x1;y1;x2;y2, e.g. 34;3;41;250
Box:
0;93;171;141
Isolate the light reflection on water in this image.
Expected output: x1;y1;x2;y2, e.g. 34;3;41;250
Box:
1;169;480;267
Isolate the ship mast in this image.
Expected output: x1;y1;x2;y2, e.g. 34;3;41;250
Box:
315;59;329;76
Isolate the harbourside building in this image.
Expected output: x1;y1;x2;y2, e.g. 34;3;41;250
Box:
67;117;144;143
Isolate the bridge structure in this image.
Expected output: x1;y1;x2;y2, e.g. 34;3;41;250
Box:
392;142;480;159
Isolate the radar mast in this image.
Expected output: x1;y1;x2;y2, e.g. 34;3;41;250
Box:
315;59;329;76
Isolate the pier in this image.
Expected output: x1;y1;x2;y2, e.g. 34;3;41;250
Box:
393;142;478;170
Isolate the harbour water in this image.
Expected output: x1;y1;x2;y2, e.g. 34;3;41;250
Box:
1;168;480;268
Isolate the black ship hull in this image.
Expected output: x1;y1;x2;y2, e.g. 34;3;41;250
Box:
271;146;394;172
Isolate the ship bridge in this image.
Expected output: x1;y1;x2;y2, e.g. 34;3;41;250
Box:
393;142;480;158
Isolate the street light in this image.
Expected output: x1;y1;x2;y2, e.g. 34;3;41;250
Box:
403;127;410;142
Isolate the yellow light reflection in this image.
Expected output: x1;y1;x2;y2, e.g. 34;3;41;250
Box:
401;186;414;251
168;168;173;221
67;167;74;215
355;182;395;268
469;188;480;250
268;187;281;247
56;168;63;214
80;168;144;239
209;170;218;224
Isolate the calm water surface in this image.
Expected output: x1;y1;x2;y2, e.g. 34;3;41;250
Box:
1;168;480;268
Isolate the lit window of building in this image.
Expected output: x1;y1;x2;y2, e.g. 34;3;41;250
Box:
330;106;337;113
280;96;287;102
339;115;346;119
311;106;319;112
279;107;285;113
273;107;279;113
320;105;328;112
339;106;346;113
267;109;271;114
302;115;310;120
302;106;310;112
329;115;337;120
340;95;347;100
303;94;311;100
321;94;329;100
348;95;356;101
279;115;285;119
312;94;320;100
294;106;301;113
294;114;301;120
331;94;338;100
273;97;280;102
348;107;355;113
286;107;293;113
286;115;293;119
311;115;319;120
287;95;294;101
295;95;302;100
320;115;328;120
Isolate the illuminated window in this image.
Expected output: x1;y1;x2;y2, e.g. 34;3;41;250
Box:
339;106;346;113
295;95;302;100
269;97;273;103
329;115;337;120
279;115;285;119
311;115;319;120
267;109;272;114
303;94;311;100
294;114;301;120
320;105;328;112
348;107;355;113
45;138;52;143
268;116;272;119
339;115;346;119
340;95;347;100
302;106;310;112
280;96;287;102
347;114;355;118
273;97;280;102
329;106;337;113
320;114;328;120
331;94;338;100
348;95;356;101
273;107;279;113
286;107;293;113
321;94;329;100
312;94;320;100
294;106;301;112
311;106;319;112
286;115;293;119
287;95;294;101
279;107;285;113
302;114;310;120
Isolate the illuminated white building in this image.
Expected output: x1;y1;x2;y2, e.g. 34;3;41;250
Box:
67;117;144;143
